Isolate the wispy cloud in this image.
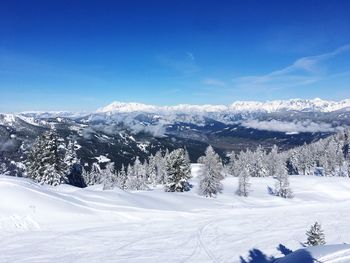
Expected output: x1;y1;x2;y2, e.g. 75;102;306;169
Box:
232;44;350;91
186;52;195;61
157;52;200;74
202;78;227;87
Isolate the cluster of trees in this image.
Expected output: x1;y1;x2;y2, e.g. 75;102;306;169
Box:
82;148;192;192
26;129;80;186
286;131;350;177
226;145;293;198
3;127;350;200
15;128;193;192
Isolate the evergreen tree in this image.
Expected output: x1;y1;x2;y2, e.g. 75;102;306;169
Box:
274;158;293;198
102;162;116;190
227;150;237;176
125;157;148;190
0;162;8;175
266;145;279;177
64;139;79;173
84;162;102;186
27;129;69;186
147;154;157;186
116;164;127;189
198;146;224;197
81;167;89;186
252;146;268;177
154;150;167;184
165;148;192;192
305;222;326;246
237;166;250;197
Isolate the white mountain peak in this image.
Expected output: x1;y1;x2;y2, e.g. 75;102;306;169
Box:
97;98;350;114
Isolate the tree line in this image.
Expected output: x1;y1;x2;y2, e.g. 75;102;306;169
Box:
1;128;349;198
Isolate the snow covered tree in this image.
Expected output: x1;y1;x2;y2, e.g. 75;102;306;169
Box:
184;147;190;163
226;150;237;176
146;154;157;186
64;140;79;170
237;166;250;197
27;129;69;186
235;150;252;197
125;157;148;190
305;222;326;246
274;159;293;198
102;162;116;190
266;145;280;177
115;164;127;189
251;146;268;177
0;162;8;175
198;146;224;197
84;162;102;186
81;167;89;185
165;148;192;192
154;150;168;184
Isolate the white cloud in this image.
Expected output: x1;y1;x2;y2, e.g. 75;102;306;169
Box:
157;53;200;74
232;44;350;91
202;78;226;87
241;119;344;133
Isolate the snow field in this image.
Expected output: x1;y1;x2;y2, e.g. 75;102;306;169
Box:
1;164;350;262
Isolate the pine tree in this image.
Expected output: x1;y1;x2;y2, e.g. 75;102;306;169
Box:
102;162;116;190
154;150;167;184
267;145;279;177
147;154;157;186
0;162;8;175
251;146;268;177
125;157;148;190
237;166;250;197
81;167;90;186
116;164;127;189
165;148;192;192
64;139;79;173
305;222;326;246
84;162;102;186
226;150;237;176
274;158;293;198
198;146;224;197
27;129;69;186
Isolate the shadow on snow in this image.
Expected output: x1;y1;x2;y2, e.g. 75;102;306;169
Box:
239;244;315;263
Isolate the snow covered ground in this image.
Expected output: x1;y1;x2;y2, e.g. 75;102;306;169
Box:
1;164;350;262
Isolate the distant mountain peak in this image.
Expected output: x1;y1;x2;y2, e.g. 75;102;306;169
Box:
97;98;350;114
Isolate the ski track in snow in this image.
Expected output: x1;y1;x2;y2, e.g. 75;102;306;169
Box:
1;166;350;262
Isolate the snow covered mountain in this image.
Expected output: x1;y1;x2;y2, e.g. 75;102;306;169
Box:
1;98;350;176
97;98;350;114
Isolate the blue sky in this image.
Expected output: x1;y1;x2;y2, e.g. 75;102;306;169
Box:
1;0;350;112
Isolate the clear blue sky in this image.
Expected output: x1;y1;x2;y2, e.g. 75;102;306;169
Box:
1;0;350;112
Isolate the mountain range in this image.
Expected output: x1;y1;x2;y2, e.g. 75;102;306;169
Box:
1;98;350;173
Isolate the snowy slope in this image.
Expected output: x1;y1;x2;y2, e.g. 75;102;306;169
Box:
1;166;350;262
277;244;350;262
97;98;350;114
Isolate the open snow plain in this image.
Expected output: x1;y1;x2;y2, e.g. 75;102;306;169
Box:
1;164;350;262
